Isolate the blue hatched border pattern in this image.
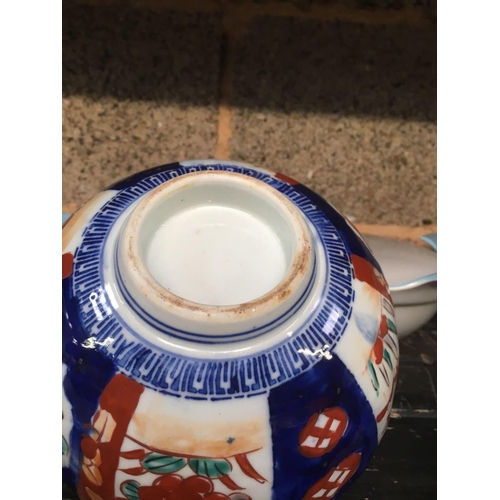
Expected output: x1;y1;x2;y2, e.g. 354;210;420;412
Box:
71;163;355;399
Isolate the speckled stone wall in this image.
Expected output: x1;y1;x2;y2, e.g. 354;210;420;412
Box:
62;0;436;227
62;6;222;203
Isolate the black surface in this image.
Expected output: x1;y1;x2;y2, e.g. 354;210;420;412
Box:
342;317;437;500
62;317;437;499
343;417;437;499
343;316;438;499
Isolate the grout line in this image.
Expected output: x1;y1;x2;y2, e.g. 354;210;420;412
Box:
65;0;435;28
213;2;254;160
214;105;234;160
214;18;238;160
64;0;221;14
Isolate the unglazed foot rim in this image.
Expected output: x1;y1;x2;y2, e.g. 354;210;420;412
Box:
118;170;314;325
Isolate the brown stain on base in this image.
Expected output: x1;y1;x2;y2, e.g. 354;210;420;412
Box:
215;105;234;160
121;170;313;322
214;8;245;161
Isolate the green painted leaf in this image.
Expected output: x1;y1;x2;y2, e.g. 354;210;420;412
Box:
188;458;232;478
383;349;393;370
120;480;140;500
387;318;397;334
62;436;69;456
141;454;187;474
367;359;379;396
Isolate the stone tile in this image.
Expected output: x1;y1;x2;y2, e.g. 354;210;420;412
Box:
230;17;436;225
63;98;219;205
344;417;437;499
231;111;436;226
231;17;436;121
63;5;222;206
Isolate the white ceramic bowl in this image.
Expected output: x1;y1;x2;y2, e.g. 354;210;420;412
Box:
362;234;437;339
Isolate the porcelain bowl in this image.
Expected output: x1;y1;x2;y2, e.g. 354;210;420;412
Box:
62;161;399;500
362;234;437;338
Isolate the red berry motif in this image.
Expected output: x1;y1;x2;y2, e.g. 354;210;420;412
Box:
373;337;384;364
153;475;183;492
138;485;169;500
182;476;213;495
123;472;253;500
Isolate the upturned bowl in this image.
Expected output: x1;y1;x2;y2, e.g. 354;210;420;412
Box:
362;234;437;338
62;160;399;500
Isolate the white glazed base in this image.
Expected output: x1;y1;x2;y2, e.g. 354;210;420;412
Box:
146;205;287;306
116;170;315;337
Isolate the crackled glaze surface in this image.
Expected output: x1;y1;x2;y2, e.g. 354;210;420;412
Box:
62;160;399;500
